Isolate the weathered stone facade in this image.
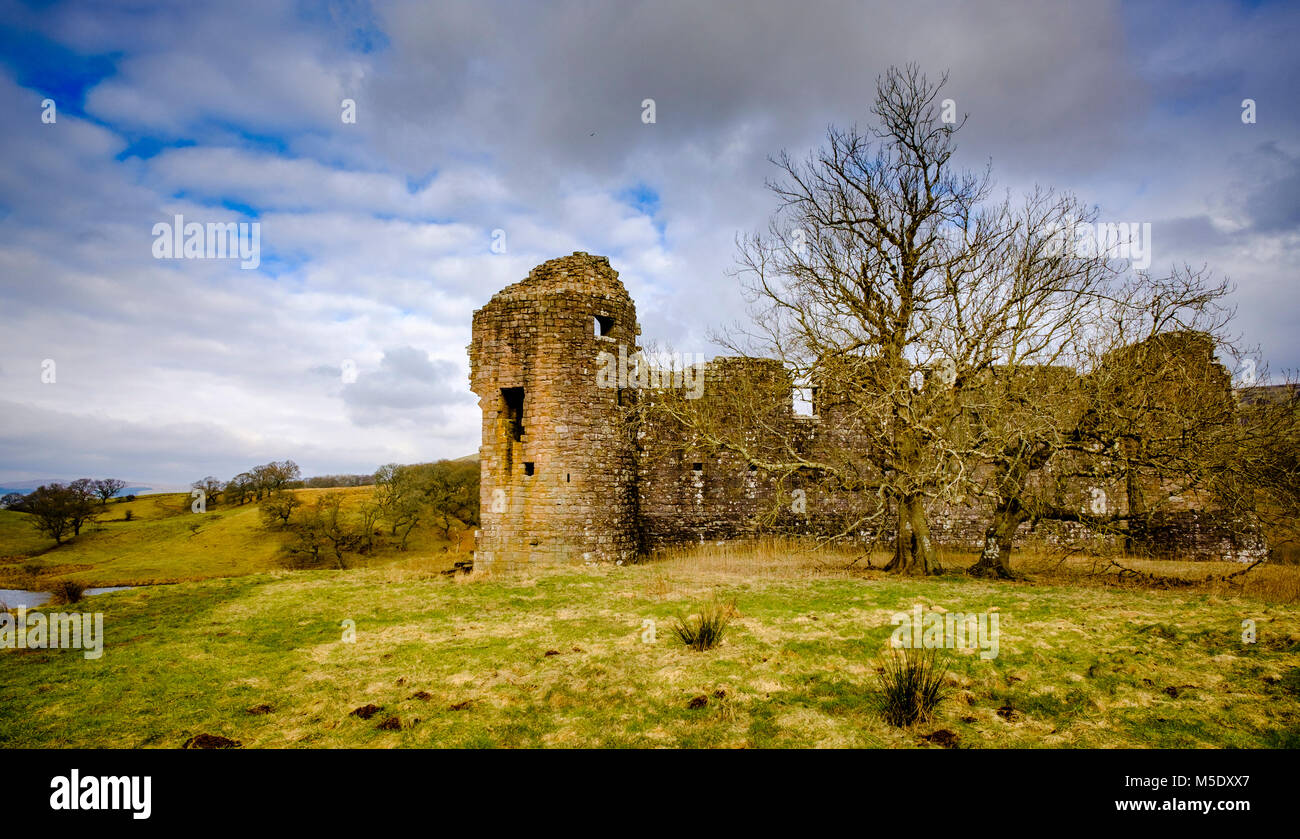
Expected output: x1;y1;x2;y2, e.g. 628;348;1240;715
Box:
469;253;640;566
470;253;1267;565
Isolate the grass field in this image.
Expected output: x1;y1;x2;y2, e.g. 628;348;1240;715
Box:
2;546;1297;748
0;488;457;588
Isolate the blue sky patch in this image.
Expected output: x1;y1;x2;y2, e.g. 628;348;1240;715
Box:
0;25;119;115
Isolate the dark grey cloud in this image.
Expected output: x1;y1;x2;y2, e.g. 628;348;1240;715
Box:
1154;215;1235;252
1233;142;1300;234
341;346;471;427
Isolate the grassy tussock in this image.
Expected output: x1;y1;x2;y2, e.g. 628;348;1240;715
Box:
45;580;85;606
673;596;737;651
875;647;951;727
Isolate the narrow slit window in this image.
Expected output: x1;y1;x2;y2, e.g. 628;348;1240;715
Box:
501;387;524;442
595;315;614;336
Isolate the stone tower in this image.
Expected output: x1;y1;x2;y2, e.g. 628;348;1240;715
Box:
468;252;641;566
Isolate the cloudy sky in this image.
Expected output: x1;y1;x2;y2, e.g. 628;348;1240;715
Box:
0;0;1297;487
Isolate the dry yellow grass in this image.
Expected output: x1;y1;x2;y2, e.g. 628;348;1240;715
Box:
645;537;1300;603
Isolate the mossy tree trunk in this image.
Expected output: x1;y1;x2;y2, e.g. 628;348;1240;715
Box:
885;494;942;575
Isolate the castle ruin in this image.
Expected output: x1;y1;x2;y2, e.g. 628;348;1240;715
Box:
469;253;1267;567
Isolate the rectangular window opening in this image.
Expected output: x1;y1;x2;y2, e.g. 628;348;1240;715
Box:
595;315;614;336
524;462;535;476
692;462;704;472
501;387;524;442
792;386;815;417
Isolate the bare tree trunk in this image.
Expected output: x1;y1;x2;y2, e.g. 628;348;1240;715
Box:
399;519;419;550
885;495;942;575
968;502;1026;579
1123;443;1145;554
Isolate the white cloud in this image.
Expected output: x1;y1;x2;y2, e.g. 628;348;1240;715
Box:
1;0;1298;485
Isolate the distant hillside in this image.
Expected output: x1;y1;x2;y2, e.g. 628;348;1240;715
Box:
0;483;155;498
0;487;465;587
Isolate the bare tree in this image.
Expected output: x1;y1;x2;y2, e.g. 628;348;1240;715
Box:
282;493;360;569
716;64;1137;575
373;463;423;549
419;459;480;538
958;252;1240;577
192;476;225;508
226;472;254;505
66;478;100;536
1203;374;1300;563
259;490;301;529
26;484;75;544
315;492;361;568
357;502;383;553
93;478;127;505
267;460;301;492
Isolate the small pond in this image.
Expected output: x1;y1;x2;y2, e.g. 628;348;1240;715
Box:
0;586;136;609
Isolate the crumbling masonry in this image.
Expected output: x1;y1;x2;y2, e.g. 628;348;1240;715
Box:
469;253;1267;566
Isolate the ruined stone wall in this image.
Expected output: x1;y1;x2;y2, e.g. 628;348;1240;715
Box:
637;357;803;548
633;359;1129;556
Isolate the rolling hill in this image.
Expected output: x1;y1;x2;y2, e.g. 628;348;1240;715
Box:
0;487;465;588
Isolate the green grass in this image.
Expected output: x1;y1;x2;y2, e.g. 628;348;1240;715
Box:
0;508;58;557
0;489;456;587
2;552;1297;748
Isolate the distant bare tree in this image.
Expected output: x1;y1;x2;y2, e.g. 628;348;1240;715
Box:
358;502;383;553
226;472;254;505
283;493;360;569
26;484;76;544
267;460;301;492
93;478;127;505
1215;378;1300;562
259;490;301;529
66;478;100;536
373;464;423;549
192;476;225;508
315;492;362;568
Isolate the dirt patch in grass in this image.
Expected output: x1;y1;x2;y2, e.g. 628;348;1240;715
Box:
182;733;241;749
921;729;960;748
